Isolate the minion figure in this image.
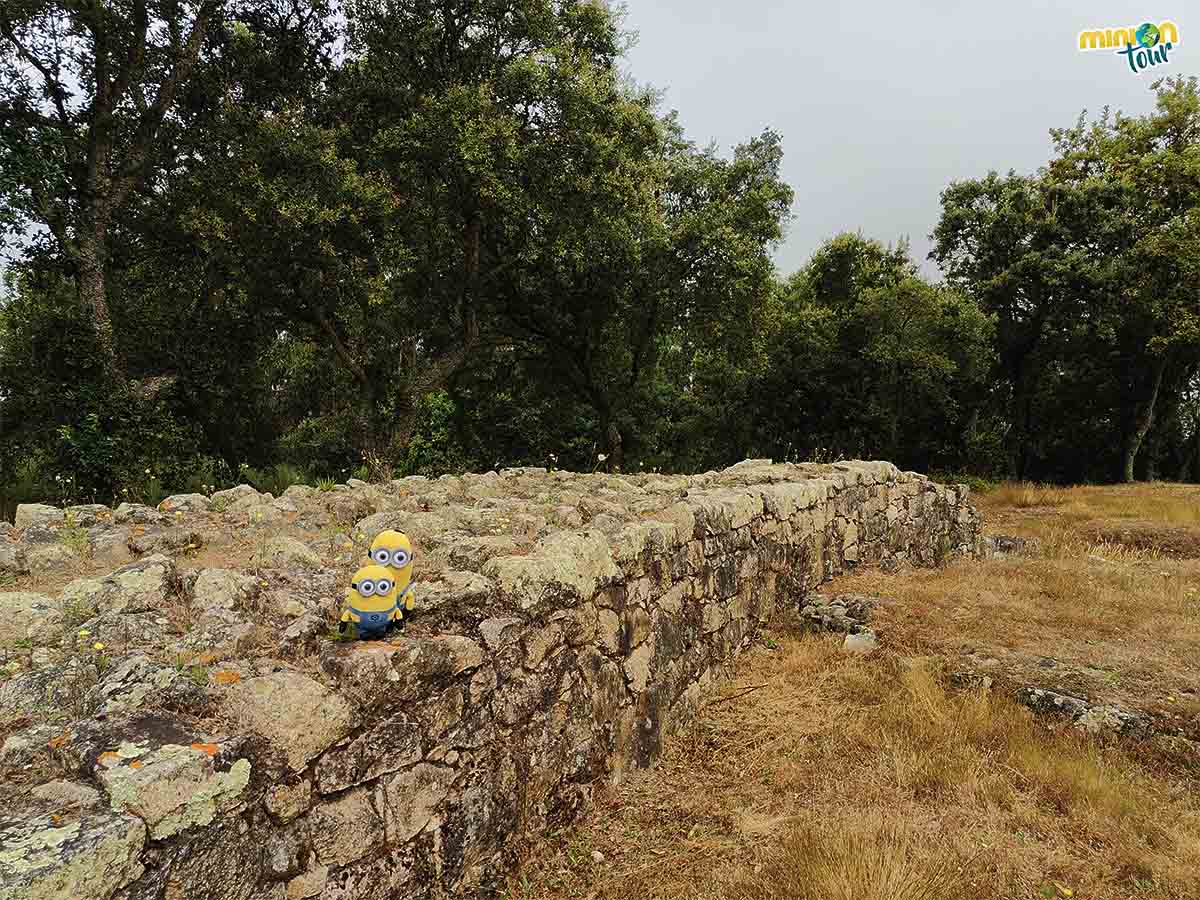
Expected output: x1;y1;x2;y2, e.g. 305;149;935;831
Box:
339;564;401;640
368;530;416;624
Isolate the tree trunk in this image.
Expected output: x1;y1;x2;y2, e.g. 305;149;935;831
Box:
889;360;901;461
77;232;123;382
604;419;624;473
1189;422;1200;483
1121;356;1167;483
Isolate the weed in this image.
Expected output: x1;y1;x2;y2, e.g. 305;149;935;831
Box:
58;595;96;629
360;448;393;483
238;462;312;497
58;512;92;559
53;658;101;722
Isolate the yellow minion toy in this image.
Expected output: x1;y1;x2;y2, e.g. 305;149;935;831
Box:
339;564;401;640
368;530;416;622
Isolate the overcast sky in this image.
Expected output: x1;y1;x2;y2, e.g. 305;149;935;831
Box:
618;1;1195;277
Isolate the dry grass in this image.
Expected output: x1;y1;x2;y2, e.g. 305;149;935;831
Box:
507;638;1200;900
842;482;1200;729
507;481;1200;900
978;481;1200;558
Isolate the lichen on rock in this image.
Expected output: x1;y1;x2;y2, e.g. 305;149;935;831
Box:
98;742;252;839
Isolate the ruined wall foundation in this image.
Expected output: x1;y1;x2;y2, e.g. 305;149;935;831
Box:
0;460;981;900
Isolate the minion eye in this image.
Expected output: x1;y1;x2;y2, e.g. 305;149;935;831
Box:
358;579;377;597
391;549;410;567
372;548;391;565
378;578;393;594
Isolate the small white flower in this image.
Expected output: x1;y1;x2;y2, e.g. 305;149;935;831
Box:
597;453;607;462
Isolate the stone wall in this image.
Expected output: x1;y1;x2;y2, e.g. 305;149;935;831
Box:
0;460;980;900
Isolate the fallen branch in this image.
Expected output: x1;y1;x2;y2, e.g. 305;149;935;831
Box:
705;683;769;708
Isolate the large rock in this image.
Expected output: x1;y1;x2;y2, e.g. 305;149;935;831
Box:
211;484;260;508
60;554;177;616
282;484;318;504
64;505;112;528
222;673;353;772
15;504;64;530
87;654;201;717
128;526;203;556
113;503;168;526
0;723;58;775
158;493;212;514
0;661;98;720
97;742;252;840
237;501;285;525
30;780;102;809
0;591;59;644
378;763;451;845
262;537;322;570
0;544;29;576
17;524;58;545
310;788;384;867
0;806;146;900
1016;686;1150;736
26;544;78;574
324;488;383;527
86;527;133;567
279;614;327;658
483;530;621;609
191;568;260;611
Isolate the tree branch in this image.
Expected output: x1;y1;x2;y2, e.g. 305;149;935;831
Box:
0;102;70;130
109;0;149;106
312;306;370;387
0;18;72;124
111;0;218;208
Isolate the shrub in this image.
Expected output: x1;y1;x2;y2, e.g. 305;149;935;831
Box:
396;391;473;478
237;462;313;497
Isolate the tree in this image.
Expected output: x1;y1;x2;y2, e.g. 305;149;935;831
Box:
1046;77;1200;481
0;0;222;379
931;172;1109;478
499;123;792;470
757;234;993;471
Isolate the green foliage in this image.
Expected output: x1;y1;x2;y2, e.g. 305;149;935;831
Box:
934;76;1200;483
59;512;91;558
747;235;995;473
1;5;1196;499
397;392;473;477
237;462;312;498
0;457;52;523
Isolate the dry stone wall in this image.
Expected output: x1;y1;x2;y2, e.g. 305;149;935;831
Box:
0;460;980;900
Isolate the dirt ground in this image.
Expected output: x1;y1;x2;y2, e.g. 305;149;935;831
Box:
503;482;1200;900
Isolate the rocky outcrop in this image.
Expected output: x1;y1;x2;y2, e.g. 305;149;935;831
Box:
0;460;979;899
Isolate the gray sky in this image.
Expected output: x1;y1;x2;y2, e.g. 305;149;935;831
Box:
619;1;1195;277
